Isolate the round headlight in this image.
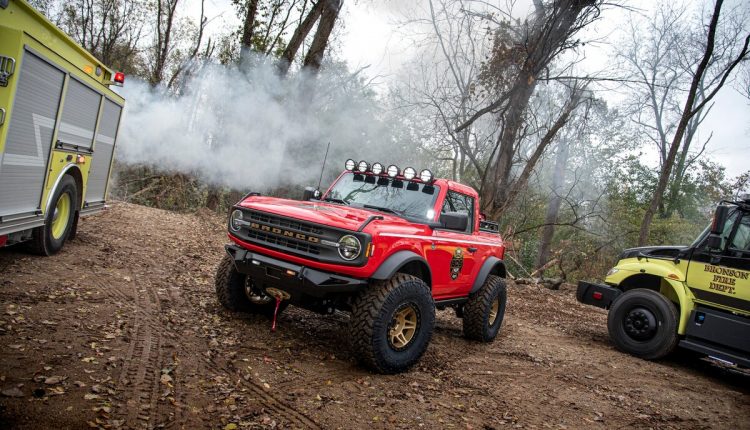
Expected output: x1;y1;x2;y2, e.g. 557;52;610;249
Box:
371;162;384;175
230;209;243;231
403;167;416;180
419;169;433;182
338;235;362;260
357;160;369;173
387;165;399;178
345;159;356;171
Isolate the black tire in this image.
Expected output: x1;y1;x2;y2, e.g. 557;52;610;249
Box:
31;175;78;256
215;254;286;317
463;275;507;342
350;273;435;374
608;288;678;360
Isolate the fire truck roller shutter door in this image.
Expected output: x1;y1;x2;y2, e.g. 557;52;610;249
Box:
86;99;121;203
57;78;100;151
0;51;64;218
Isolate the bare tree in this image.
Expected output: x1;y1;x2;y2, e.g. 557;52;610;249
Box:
638;0;750;245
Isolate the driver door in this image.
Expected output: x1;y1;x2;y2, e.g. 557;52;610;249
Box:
686;211;750;312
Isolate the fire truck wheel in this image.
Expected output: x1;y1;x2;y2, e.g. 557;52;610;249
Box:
350;273;435;374
215;254;286;317
608;288;678;360
463;275;507;342
31;175;78;256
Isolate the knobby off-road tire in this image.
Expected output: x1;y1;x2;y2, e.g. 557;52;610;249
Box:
463;275;507;342
608;288;678;360
350;273;435;374
31;175;78;256
215;254;285;317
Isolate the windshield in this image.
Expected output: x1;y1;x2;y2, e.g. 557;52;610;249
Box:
691;207;740;248
325;173;440;222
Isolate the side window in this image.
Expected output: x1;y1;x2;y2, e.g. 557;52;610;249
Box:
441;191;474;233
728;214;750;256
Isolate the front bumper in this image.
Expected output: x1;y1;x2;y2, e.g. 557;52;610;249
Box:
576;281;622;310
225;244;368;302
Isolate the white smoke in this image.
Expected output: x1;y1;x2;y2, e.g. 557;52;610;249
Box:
116;56;416;191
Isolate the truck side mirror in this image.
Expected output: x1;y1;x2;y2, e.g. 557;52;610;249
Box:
705;234;723;251
302;187;320;201
440;212;468;231
710;205;729;235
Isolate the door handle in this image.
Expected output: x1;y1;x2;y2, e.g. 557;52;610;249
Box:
467;247;478;253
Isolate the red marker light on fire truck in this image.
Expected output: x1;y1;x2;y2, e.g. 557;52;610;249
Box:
592;292;603;300
113;72;125;85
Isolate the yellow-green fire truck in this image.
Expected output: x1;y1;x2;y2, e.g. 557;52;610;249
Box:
578;198;750;367
0;0;125;254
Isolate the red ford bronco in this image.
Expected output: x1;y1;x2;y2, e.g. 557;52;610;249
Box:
215;160;508;373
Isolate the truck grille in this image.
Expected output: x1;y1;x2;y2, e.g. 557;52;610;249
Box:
245;228;321;255
247;211;324;235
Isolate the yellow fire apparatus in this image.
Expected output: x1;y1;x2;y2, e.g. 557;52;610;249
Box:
0;0;125;254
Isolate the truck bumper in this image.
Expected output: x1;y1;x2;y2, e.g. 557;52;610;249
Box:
576;281;621;310
225;244;368;302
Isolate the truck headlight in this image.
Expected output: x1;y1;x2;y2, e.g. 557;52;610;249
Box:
338;235;361;260
230;209;244;232
606;268;619;277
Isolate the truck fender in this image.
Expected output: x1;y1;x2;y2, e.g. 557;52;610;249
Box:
662;278;691;335
371;250;432;287
469;257;507;295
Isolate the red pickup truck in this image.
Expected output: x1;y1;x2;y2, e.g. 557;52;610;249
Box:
216;160;508;373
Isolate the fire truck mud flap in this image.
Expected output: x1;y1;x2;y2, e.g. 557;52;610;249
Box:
225;244;368;299
576;281;622;310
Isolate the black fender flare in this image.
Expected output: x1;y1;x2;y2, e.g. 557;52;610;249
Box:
469;257;507;294
371;250;432;287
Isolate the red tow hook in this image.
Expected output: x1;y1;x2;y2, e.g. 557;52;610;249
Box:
265;288;291;332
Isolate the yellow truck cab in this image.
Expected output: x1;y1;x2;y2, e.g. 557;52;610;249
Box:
578;197;750;367
0;0;125;254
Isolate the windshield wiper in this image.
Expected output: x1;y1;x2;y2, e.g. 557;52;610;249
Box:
323;197;349;205
363;204;402;216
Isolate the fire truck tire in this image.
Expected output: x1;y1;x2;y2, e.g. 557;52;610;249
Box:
31;175;78;256
350;273;435;374
608;288;678;360
463;275;507;342
215;254;286;317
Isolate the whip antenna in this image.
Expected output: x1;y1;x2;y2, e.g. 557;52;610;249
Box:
316;142;331;192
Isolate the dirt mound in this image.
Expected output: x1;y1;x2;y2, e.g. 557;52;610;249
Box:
1;202;748;429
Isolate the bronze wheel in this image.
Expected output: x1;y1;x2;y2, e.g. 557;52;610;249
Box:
389;304;419;350
488;297;500;326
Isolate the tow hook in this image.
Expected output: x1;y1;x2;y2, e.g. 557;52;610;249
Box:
265;288;291;332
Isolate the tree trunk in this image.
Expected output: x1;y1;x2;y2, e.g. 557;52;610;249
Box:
639;0;725;245
302;0;342;72
536;138;570;272
239;0;260;60
277;0;325;75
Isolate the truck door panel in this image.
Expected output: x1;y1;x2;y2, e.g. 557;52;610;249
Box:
0;50;64;217
687;212;750;312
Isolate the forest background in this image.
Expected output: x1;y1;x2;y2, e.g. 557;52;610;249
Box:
29;0;750;281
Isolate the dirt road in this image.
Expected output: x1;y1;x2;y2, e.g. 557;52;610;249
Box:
1;202;748;429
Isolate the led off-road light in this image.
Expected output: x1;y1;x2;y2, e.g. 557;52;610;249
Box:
419;169;433;182
387;165;399;178
345;159;356;171
403;167;416;180
371;162;384;175
357;160;369;173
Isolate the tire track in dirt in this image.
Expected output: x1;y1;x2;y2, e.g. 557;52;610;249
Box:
113;278;171;428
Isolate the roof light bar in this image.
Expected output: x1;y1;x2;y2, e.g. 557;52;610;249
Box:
419;169;433;182
357;160;369;173
403;167;416;180
371;162;384;175
387;165;399;178
345;159;356;171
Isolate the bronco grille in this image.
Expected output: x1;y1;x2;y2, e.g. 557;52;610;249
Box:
245;228;321;255
247;211;324;235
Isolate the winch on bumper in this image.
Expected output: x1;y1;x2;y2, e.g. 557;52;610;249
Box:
225;244;368;307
